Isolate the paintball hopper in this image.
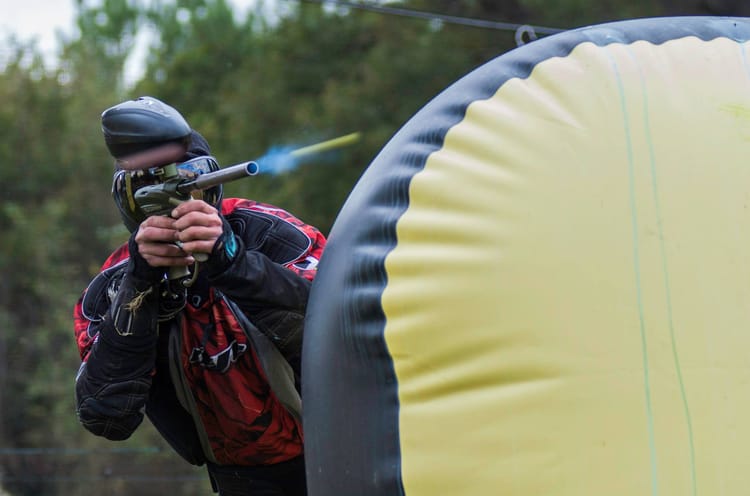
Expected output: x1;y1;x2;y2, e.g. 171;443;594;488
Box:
101;96;192;170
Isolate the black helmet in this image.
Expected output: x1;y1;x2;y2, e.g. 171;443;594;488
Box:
102;97;223;232
102;96;192;160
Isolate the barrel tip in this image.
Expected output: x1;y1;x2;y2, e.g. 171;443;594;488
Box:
246;161;260;175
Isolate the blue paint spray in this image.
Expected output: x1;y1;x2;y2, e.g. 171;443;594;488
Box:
254;132;361;175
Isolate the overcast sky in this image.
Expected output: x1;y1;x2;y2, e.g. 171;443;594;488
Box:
1;0;77;61
0;0;268;84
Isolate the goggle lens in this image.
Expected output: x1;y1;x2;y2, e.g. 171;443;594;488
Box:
176;156;216;178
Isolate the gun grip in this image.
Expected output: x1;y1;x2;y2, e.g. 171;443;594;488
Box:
169;266;191;281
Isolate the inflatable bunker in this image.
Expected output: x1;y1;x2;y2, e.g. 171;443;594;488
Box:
303;16;750;496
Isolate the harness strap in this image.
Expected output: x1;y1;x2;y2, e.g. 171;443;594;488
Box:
225;298;302;422
167;319;220;465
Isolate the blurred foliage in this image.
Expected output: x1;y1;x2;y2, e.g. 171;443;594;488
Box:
0;0;746;494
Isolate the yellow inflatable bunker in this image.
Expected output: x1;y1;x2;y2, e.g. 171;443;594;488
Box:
303;16;750;496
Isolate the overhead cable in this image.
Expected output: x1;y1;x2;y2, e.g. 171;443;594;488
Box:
293;0;566;43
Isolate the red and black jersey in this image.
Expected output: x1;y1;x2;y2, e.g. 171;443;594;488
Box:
74;199;326;467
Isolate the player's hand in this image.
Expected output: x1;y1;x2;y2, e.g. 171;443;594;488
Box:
171;199;224;260
134;213;194;268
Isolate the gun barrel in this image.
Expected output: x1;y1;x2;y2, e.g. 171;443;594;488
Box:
178;161;259;194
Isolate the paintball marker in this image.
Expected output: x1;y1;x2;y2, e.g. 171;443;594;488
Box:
120;156;259;286
132;158;259;218
127;128;362;220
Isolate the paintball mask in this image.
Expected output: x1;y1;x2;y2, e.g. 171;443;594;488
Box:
112;155;223;232
102;96;222;232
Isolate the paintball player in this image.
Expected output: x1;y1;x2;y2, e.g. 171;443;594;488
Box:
73;96;326;495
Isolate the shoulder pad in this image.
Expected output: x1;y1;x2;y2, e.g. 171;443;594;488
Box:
227;208;312;265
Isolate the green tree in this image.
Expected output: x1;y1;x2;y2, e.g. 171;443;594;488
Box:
0;42;79;495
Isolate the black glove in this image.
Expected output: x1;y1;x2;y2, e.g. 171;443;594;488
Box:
127;231;166;283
